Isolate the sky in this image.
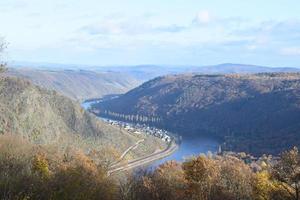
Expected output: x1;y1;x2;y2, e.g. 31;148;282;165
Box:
0;0;300;67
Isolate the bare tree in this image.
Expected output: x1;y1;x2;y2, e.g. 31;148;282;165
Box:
0;39;7;73
272;147;300;200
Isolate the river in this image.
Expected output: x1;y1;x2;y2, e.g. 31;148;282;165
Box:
150;137;219;166
81;100;219;164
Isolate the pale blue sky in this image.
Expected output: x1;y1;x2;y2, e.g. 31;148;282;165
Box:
1;0;300;67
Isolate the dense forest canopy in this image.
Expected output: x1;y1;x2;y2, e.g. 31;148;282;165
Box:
93;73;300;156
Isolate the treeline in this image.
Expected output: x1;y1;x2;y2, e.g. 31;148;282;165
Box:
1;134;300;200
101;110;162;124
119;149;299;200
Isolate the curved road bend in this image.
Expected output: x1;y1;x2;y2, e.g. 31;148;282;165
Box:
108;140;178;175
110;139;144;167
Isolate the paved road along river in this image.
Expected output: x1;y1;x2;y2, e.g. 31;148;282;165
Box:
82;100;219;170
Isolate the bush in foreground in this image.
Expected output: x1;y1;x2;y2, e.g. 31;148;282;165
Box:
0;134;116;200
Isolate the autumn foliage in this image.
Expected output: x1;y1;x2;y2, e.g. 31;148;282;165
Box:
1;134;300;200
119;150;300;200
0;135;116;200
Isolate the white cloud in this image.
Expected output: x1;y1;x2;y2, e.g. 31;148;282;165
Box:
280;47;300;56
81;14;156;35
193;10;214;24
246;45;257;50
2;1;299;66
81;15;187;36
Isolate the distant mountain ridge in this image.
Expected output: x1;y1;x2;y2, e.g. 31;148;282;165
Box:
11;61;300;82
93;73;300;156
96;63;300;80
7;68;141;101
195;63;300;74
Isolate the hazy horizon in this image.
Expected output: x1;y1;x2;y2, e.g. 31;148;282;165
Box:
8;60;300;70
1;0;300;67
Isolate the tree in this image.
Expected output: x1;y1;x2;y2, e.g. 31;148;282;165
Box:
48;150;117;200
272;147;300;200
253;170;290;200
183;155;220;200
146;161;187;200
216;156;254;200
31;154;50;179
253;171;275;200
0;39;7;73
0;135;118;200
119;162;187;200
0;135;49;200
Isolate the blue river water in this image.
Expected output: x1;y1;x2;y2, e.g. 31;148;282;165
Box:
152;137;219;166
81;101;219;164
81;100;100;110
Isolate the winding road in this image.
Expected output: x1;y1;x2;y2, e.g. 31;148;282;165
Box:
82;100;178;176
108;140;178;175
110;139;145;167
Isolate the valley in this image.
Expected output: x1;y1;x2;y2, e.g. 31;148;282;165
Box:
7;68;141;101
92;73;300;156
83;99;219;171
3;1;300;198
81;100;180;173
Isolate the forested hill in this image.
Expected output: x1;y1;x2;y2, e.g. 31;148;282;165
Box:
92;73;300;156
7;68;141;101
0;75;145;158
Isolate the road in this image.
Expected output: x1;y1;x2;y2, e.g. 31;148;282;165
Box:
108;140;178;175
82;100;178;175
110;139;144;167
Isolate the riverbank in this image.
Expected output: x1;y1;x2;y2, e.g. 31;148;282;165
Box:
108;139;178;175
82;99;220;170
81;100;180;172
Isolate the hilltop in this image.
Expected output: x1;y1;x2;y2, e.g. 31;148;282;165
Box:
93;73;300;155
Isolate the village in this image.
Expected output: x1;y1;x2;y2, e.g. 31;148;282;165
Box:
102;118;172;143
